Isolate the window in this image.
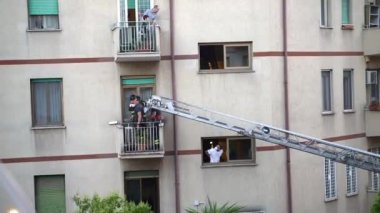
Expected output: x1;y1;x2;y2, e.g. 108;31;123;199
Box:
119;0;153;22
366;70;379;105
35;175;66;213
369;148;380;191
202;136;255;164
199;43;251;71
346;165;358;196
124;170;159;213
324;158;337;201
365;3;380;28
342;0;351;24
321;70;333;112
31;79;63;127
343;69;354;111
28;0;59;30
121;77;155;123
321;0;331;27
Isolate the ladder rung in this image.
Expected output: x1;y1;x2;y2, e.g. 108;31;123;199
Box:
232;126;245;131
197;116;209;121
215;121;227;126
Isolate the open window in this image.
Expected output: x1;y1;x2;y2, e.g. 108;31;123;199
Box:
199;43;252;72
202;136;255;165
121;76;155;123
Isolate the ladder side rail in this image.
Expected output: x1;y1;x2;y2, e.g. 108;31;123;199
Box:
156;97;380;158
148;96;380;172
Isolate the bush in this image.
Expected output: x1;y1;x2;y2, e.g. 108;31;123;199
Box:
371;193;380;213
73;192;151;213
185;197;244;213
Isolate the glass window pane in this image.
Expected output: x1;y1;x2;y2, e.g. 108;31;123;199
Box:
228;138;251;160
322;71;332;111
32;80;62;126
126;179;141;203
225;46;249;68
343;70;353;110
199;45;224;70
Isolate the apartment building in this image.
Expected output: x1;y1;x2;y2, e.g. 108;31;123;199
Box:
0;0;380;212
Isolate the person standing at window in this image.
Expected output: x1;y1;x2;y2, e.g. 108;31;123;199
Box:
205;144;223;163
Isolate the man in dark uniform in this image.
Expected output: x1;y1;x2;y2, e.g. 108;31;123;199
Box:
131;95;144;127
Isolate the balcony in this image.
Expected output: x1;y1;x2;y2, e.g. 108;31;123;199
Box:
365;108;380;137
363;28;380;56
118;122;165;159
112;22;161;62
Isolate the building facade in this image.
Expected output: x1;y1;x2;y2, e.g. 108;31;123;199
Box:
0;0;380;212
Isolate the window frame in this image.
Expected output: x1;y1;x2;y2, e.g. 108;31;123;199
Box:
324;158;337;201
31;78;64;127
341;0;352;25
199;42;252;73
320;0;331;28
34;174;66;212
346;165;358;196
201;136;256;166
124;170;160;213
368;148;380;192
343;69;354;112
321;70;334;114
27;0;60;31
121;76;156;123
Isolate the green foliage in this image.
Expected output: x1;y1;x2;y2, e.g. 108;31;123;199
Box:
185;197;244;213
371;193;380;213
73;192;151;213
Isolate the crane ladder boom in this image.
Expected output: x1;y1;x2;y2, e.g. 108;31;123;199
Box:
147;96;380;173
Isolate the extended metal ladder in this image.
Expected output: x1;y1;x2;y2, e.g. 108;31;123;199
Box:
147;96;380;173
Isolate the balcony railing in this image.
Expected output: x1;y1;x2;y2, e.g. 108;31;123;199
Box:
112;22;161;62
119;122;165;159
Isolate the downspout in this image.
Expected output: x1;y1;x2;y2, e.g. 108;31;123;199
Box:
169;0;180;212
282;0;292;212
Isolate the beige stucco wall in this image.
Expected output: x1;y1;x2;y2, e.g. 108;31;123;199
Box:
0;0;378;212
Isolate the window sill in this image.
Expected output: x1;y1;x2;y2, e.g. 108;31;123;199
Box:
320;26;333;29
27;29;62;32
342;24;354;30
343;109;355;113
346;192;358;197
198;69;254;74
367;190;379;193
324;197;337;202
201;161;256;168
321;111;334;116
31;125;66;130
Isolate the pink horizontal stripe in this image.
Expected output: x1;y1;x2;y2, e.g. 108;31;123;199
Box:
0;133;366;163
0;51;364;65
0;57;114;65
0;153;117;164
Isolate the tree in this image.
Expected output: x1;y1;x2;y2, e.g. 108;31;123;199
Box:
185;197;244;213
73;192;151;213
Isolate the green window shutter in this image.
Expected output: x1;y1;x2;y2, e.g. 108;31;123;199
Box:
31;78;62;83
125;170;159;178
28;0;59;15
342;0;350;24
35;175;66;213
122;77;155;85
128;0;135;9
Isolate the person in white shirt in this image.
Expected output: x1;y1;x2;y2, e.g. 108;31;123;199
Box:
206;144;223;163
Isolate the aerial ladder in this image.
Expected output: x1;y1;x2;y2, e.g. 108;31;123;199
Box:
147;95;380;173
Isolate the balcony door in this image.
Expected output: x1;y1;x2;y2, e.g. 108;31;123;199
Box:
125;170;160;213
121;76;155;123
119;0;153;22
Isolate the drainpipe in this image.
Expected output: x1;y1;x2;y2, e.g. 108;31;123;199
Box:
282;0;292;212
169;0;180;212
